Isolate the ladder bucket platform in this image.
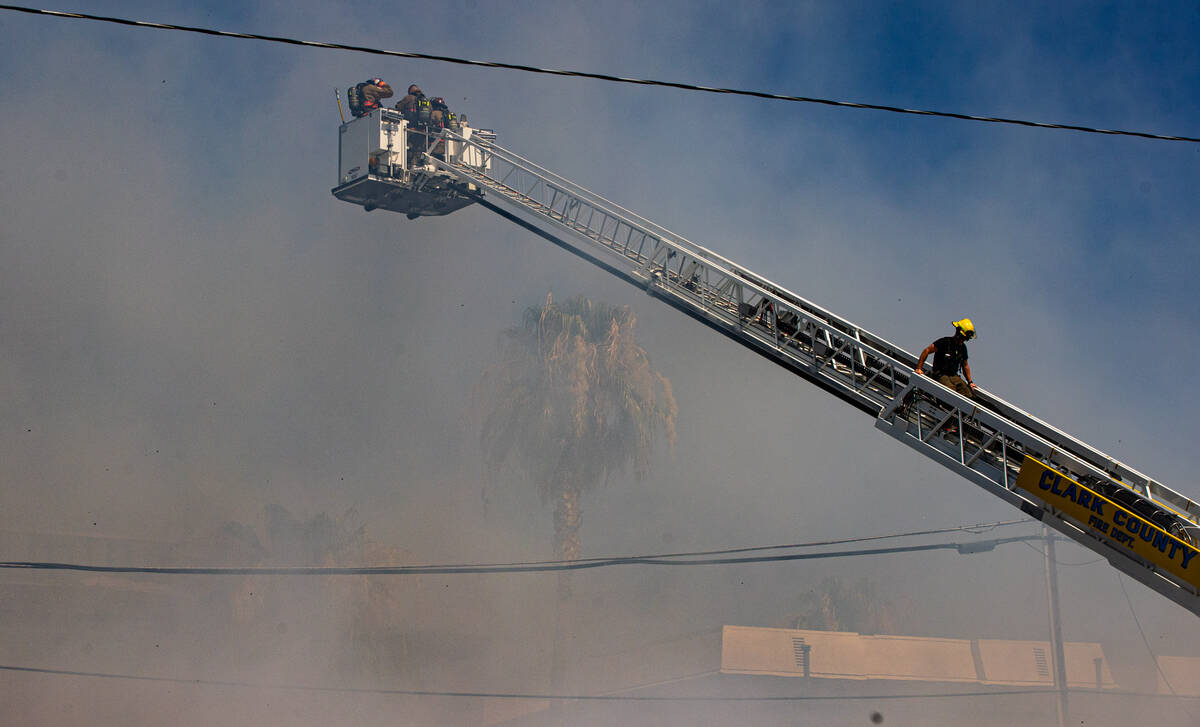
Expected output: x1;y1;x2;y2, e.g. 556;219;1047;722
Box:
332;173;475;217
331;107;493;217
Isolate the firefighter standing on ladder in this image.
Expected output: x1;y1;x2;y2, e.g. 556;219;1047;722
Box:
915;319;977;398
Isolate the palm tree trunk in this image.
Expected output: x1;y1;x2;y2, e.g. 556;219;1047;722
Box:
553;487;582;596
551;487;581;697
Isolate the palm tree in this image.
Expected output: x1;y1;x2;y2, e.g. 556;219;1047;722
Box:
481;293;676;694
481;293;677;596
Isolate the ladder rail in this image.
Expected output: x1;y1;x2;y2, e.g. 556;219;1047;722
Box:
424;133;1200;614
440;138;896;370
450;132;914;353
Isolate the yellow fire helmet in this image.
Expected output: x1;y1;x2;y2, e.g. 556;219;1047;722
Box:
953;318;976;339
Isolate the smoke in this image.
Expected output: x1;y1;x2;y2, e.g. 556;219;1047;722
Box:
1;1;1199;724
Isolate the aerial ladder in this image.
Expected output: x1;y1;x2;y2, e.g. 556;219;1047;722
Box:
332;107;1200;617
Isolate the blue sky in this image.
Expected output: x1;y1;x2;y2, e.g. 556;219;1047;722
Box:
1;1;1199;720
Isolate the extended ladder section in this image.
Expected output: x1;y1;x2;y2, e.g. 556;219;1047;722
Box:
412;131;1200;615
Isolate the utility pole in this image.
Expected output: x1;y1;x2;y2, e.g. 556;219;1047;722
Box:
1043;526;1069;727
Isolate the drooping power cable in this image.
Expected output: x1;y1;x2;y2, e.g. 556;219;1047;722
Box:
0;5;1196;143
2;662;1172;702
0;533;1039;576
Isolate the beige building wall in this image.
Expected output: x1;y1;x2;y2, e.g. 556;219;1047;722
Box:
721;625;1117;688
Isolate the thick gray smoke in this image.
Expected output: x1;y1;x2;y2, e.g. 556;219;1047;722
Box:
1;2;1198;724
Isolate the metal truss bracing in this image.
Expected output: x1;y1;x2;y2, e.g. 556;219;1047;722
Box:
425;132;1200;616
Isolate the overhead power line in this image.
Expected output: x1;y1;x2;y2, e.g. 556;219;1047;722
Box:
0;533;1038;577
1116;572;1199;720
1;5;1196;144
7;663;1184;702
437;518;1029;567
